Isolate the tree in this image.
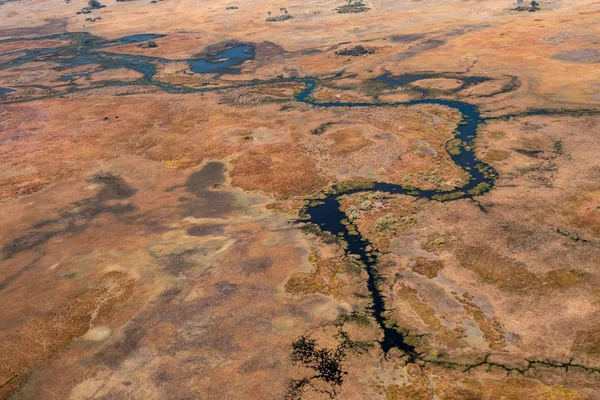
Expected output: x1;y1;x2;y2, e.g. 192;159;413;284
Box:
88;0;103;8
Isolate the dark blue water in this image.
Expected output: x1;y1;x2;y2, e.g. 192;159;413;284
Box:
187;45;254;74
0;37;494;359
0;88;14;97
3;31;593;362
0;31;598;366
110;34;165;45
0;32;493;356
299;87;494;358
0;33;254;86
307;193;421;358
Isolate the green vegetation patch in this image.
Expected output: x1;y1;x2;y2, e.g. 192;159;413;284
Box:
285;251;345;297
336;0;369;13
374;214;396;232
432;191;466;201
446;139;463;156
458;245;588;293
266;8;293;21
409;257;444;279
483;149;510;163
138;40;158;49
467;182;491;196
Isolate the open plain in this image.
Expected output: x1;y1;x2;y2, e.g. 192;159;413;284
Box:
0;0;599;398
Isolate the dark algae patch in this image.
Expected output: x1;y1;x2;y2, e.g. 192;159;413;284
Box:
184;161;227;193
394;39;445;61
374;71;490;95
180;161;237;218
186;224;224;237
387;33;426;43
552;48;600;64
114;33;165;44
1;173;137;262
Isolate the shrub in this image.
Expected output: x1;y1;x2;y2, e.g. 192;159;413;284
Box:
374;214;397;232
139;40;158;49
359;200;372;211
266;8;293;22
336;0;369;13
88;0;105;8
335;45;374;57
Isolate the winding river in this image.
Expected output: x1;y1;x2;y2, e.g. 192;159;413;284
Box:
298;93;496;358
0;32;524;358
3;32;600;400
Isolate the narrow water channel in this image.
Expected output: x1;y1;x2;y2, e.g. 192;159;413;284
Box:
298;87;496;356
0;34;497;356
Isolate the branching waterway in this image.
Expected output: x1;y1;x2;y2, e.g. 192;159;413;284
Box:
299;95;495;358
2;33;600;372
